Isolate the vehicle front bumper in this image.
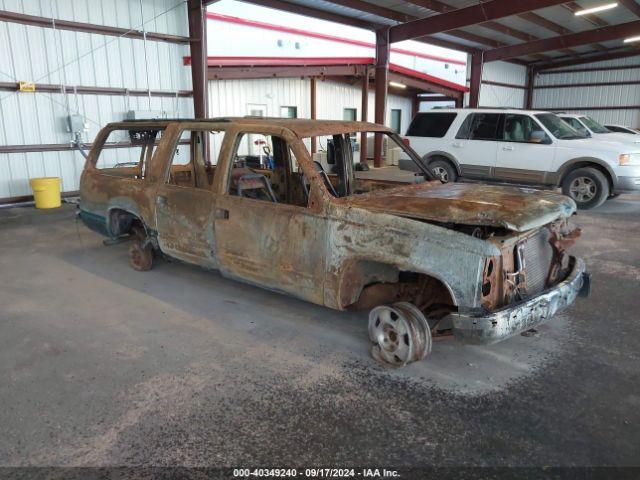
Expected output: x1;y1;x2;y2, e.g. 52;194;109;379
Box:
450;257;589;345
614;176;640;193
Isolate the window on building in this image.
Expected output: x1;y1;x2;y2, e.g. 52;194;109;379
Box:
343;108;357;121
390;109;402;134
280;106;298;118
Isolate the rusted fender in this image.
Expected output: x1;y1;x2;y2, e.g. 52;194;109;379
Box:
323;202;501;311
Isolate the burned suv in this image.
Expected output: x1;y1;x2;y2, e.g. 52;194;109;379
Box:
79;118;590;367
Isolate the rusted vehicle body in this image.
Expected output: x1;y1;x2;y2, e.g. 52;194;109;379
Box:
79;118;590;366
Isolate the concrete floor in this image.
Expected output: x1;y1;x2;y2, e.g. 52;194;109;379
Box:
1;195;639;468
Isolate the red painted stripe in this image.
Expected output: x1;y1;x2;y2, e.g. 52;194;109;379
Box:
185;55;468;91
389;63;469;93
206;12;466;66
192;56;375;66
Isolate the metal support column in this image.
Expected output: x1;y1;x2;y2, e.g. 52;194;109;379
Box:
411;95;420;118
469;52;483;108
374;27;389;168
360;67;369;165
310;77;317;154
187;0;207;119
525;66;535;110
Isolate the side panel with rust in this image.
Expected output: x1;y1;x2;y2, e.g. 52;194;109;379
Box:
322;204;501;311
155;185;217;268
214;196;328;304
212;126;329;305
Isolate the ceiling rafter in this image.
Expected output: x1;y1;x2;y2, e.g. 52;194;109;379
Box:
407;0;576;57
326;0;511;50
533;46;640;70
485;19;640;61
389;0;568;43
619;0;640;17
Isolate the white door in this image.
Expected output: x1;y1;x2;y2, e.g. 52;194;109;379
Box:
453;113;500;179
495;114;554;185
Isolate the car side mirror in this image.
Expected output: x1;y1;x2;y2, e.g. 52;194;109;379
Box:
529;130;550;144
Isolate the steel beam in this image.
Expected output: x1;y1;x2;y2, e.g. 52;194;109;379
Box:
620;0;640;17
537;62;640;74
374;28;390;168
360;70;369;165
389;0;566;43
0;82;192;97
0;9;188;43
468;53;483;108
525;66;535;109
311;78;317;154
533;48;640;70
207;64;366;80
485;20;640;61
188;0;208;119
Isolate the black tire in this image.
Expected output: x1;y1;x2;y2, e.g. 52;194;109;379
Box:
561;167;609;210
430;159;458;183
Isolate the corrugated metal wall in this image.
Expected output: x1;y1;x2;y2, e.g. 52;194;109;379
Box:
208;77;413;133
464;60;527;108
533;55;640;127
480;61;526;108
0;0;193;201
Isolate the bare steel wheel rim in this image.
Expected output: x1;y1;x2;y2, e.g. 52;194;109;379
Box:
432;166;449;182
569;176;597;203
368;302;432;367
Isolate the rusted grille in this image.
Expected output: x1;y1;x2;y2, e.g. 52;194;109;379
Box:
523;229;554;295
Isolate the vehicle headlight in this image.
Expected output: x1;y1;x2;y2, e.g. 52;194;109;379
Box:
619;153;640;166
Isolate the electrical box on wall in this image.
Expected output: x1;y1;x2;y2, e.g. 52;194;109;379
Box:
66;114;87;134
125;110;178;120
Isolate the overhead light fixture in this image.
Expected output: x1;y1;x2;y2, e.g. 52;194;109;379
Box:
624;35;640;43
389;81;406;89
574;2;617;15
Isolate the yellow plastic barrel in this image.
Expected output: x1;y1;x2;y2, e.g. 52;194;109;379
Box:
30;177;61;209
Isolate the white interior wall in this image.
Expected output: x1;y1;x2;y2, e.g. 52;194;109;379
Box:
0;0;193;200
533;55;640;128
464;60;527;108
208;77;413;134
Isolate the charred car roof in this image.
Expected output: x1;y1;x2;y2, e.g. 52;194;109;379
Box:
105;117;392;139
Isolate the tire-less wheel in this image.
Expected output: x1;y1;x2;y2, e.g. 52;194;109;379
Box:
129;225;153;271
368;302;432;367
561;167;609;210
430;159;457;183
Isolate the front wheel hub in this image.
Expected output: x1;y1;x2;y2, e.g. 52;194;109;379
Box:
368;302;432;367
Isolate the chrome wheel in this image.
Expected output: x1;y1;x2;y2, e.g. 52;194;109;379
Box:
569;176;597;203
432;166;449;182
368;302;432;367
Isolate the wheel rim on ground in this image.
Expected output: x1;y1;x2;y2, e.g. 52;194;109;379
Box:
569;176;597;203
432;166;449;182
129;242;153;271
368;302;432;367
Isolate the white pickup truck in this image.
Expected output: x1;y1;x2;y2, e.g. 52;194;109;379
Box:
401;108;640;209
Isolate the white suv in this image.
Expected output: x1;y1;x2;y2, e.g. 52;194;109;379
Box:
401;108;640;209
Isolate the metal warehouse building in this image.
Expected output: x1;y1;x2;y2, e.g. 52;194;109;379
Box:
1;0;640;474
